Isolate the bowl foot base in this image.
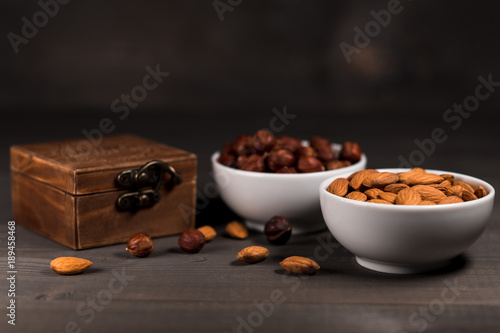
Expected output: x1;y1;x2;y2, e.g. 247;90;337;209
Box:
245;220;326;235
355;256;451;274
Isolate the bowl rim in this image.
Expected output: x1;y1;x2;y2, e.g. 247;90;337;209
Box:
211;142;367;179
319;168;495;211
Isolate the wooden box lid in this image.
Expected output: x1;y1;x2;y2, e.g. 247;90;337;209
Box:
10;134;197;195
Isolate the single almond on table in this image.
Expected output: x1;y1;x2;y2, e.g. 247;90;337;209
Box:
226;221;248;239
412;185;447;202
345;191;367;201
395;188;422;205
197;225;217;241
404;173;444;186
474;186;488;199
461;190;478;202
384;183;409;194
50;257;93;275
362;172;399;189
237;246;270;264
327;178;349;197
280;256;320;274
364;188;384;200
438;196;464;205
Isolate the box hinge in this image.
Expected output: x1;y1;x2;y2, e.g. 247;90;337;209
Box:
115;160;182;211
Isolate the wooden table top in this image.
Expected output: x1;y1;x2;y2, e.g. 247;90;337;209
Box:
1;112;499;333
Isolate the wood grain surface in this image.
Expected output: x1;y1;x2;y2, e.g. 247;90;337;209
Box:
1;113;499;333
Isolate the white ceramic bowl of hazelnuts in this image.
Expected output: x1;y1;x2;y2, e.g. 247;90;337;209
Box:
211;131;367;234
319;168;495;274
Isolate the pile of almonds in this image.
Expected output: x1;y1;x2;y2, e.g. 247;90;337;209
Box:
327;168;488;205
218;129;362;173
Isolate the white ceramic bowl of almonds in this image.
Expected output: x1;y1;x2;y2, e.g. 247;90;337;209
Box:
211;144;367;234
319;168;495;274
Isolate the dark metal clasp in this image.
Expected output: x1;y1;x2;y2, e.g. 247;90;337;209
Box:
115;160;182;211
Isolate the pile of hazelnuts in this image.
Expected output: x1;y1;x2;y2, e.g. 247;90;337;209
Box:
217;129;362;173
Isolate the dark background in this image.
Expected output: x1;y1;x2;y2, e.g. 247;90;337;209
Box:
1;0;500;206
2;0;500;112
2;0;500;110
